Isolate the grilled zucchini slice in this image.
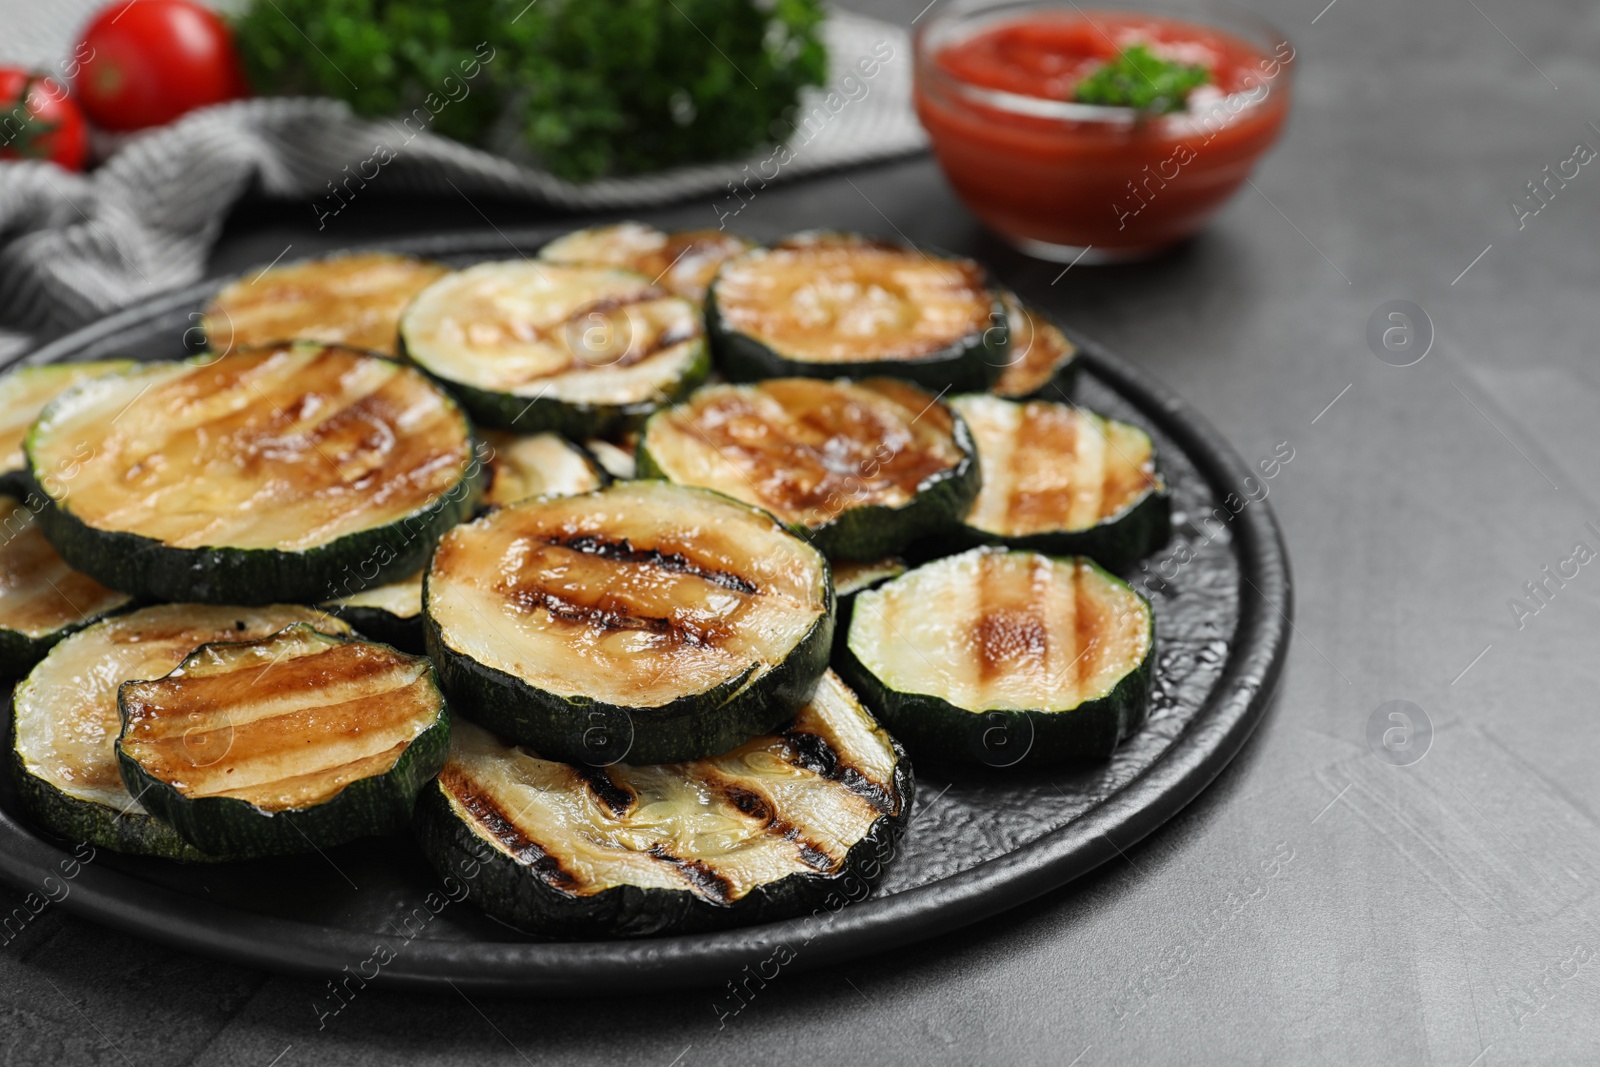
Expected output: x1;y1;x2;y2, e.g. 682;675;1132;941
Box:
480;430;608;509
707;232;1005;392
0;495;132;676
398;262;711;437
202;252;448;358
840;548;1153;767
992;292;1078;401
949;395;1169;570
117;624;449;859
413;670;910;938
833;558;906;599
25;345;481;604
831;557;907;659
539;222;752;302
638;378;978;561
321;569;425;653
9;604;351;860
424;481;833;765
0;361;134;494
584;438;636;480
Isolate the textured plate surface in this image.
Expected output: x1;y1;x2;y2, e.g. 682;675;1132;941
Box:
0;229;1290;995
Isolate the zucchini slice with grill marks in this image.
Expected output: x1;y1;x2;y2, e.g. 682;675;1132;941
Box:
840;548;1153;767
25;345;481;604
424;481;833;765
202;252;449;358
9;604;351;860
117;623;449;859
539;222;752;302
992;292;1078;401
0;495;132;676
636;378;978;561
480;430;609;509
948;394;1169;570
398;262;711;437
0;361;134;494
707;232;1005;392
322;569;425;653
413;670;910;938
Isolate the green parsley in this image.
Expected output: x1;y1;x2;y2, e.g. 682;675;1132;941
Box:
1072;44;1209;114
232;0;827;183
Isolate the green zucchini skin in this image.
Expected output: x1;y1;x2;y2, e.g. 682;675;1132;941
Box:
840;640;1152;768
114;634;451;860
321;572;426;654
832;558;908;600
936;395;1171;572
406;338;713;440
707;300;1006;395
411;676;913;939
991;291;1079;402
0;628;69;682
23;351;484;605
705;234;1007;393
412;757;910;938
994;349;1079;403
838;553;1154;768
424;482;835;765
0;596;132;681
423;596;834;767
28;478;480;606
948;487;1171;574
10;604;357;862
323;602;424;655
0;622;119;686
0;495;135;679
6;732;218;863
634;419;979;563
0;361;137;497
117;723;447;860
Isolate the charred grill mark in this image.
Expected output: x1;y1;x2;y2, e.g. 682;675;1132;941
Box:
683;385;957;516
723;784;771;822
974;609;1048;684
792;837;835;871
499;583;728;646
560;291;698;371
646;845;735;905
547;535;758;595
714;781;838;874
1073;564;1094;692
445;770;578;890
781;729;836;778
779;730;898;814
573;765;634;817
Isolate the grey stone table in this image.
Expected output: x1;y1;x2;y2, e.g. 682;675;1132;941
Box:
5;0;1600;1062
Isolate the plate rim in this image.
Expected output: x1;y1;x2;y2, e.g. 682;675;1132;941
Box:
0;228;1291;995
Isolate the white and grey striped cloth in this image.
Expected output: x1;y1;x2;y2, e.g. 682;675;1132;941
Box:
0;6;926;360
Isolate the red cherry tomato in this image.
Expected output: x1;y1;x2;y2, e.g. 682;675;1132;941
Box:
74;0;247;131
0;68;89;171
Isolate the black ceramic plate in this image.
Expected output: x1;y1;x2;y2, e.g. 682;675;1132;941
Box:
0;229;1290;995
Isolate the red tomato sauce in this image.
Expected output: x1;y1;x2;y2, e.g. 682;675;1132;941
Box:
915;11;1293;255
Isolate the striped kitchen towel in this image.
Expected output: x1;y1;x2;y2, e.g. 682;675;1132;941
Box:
0;8;926;360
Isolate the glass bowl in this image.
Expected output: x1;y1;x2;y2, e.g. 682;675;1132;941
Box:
913;0;1295;262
